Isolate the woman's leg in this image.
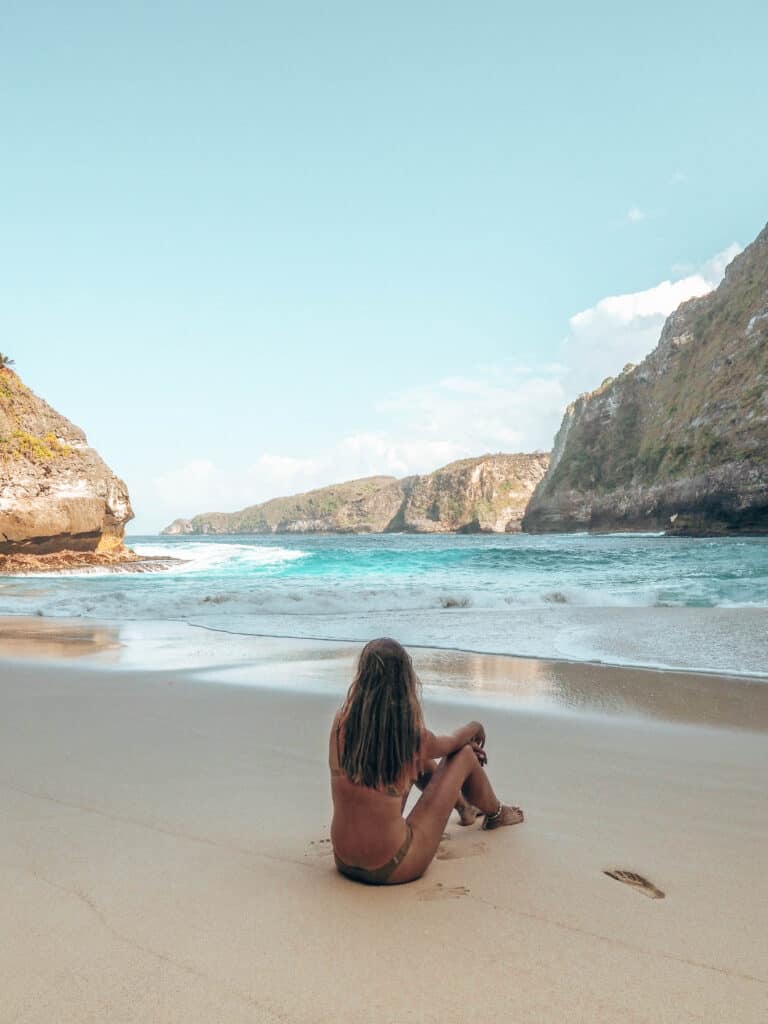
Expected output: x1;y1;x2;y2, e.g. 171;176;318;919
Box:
387;746;523;884
416;758;481;826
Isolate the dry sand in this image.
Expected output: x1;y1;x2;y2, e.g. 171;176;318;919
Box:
0;621;766;1023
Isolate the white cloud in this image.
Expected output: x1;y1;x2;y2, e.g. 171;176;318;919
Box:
251;453;322;483
700;244;741;281
152;459;218;508
626;207;647;223
669;170;688;185
377;372;565;454
564;243;741;393
570;275;707;327
144;243;742;530
336;433;464;478
242;371;565;500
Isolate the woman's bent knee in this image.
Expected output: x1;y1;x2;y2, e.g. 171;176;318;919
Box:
447;744;475;772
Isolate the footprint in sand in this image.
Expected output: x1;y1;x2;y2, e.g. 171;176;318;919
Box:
418;883;471;902
604;869;665;899
436;840;487;861
306;837;333;858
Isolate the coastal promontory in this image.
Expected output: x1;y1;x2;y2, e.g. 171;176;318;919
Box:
0;364;135;566
163;452;550;536
523;223;768;535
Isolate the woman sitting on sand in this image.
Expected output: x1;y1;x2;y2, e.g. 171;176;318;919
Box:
330;637;524;885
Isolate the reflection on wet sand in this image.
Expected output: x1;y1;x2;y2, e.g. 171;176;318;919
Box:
412;647;768;733
0;618;120;661
1;616;765;733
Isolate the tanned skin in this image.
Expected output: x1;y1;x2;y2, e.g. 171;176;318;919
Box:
330;715;524;885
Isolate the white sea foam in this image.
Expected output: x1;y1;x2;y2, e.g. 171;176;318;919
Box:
132;541;309;574
2;541;310;580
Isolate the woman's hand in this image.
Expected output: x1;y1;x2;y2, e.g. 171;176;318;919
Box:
471;741;488;767
425;720;488;760
467;721;486;748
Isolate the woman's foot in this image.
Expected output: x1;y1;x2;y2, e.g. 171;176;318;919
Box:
455;800;483;826
482;803;524;830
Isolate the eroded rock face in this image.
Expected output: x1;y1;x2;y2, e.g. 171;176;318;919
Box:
0;369;134;554
162;454;550;535
401;453;550;533
523;223;768;535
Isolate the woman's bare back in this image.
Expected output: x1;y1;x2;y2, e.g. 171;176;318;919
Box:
329;713;414;869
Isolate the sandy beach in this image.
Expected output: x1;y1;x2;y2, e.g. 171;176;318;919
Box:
1;620;766;1023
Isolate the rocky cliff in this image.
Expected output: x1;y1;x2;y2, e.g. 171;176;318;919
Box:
0;367;134;555
168;476;411;535
523;223;768;534
163;453;550;535
400;453;550;533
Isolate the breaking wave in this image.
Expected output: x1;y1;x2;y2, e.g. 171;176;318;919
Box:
132;541;309;574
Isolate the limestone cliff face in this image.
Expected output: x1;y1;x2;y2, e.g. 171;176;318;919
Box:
400;453;550;533
163;453;550;536
0;369;133;554
523;223;768;534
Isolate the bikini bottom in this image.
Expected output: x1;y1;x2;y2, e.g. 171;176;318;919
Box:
334;822;414;885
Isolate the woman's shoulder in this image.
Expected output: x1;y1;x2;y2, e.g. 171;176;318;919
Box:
330;707;346;736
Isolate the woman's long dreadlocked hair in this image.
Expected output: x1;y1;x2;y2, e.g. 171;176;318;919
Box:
339;638;423;789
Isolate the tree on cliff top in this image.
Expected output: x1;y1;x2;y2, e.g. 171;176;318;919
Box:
0;353;14;368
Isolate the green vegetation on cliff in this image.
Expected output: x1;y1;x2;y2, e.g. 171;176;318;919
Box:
0;371;72;460
189;475;406;534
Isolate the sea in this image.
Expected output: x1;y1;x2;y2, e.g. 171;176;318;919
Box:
1;532;767;678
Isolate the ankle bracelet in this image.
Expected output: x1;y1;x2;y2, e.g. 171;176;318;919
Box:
486;801;503;822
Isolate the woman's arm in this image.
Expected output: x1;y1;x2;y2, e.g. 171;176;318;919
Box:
421;721;485;760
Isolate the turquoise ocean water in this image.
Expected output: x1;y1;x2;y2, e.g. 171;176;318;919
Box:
1;533;767;677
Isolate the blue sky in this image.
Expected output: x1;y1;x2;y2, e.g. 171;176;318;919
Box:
1;2;766;531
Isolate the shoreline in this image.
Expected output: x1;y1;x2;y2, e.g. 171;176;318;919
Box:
181;616;768;683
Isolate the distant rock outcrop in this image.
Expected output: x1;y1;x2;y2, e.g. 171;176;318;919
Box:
162;453;550;536
401;453;550;533
523;223;768;535
0;368;134;555
163;518;195;535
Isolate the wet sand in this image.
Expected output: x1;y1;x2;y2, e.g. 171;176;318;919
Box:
0;617;121;660
0;620;766;1022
